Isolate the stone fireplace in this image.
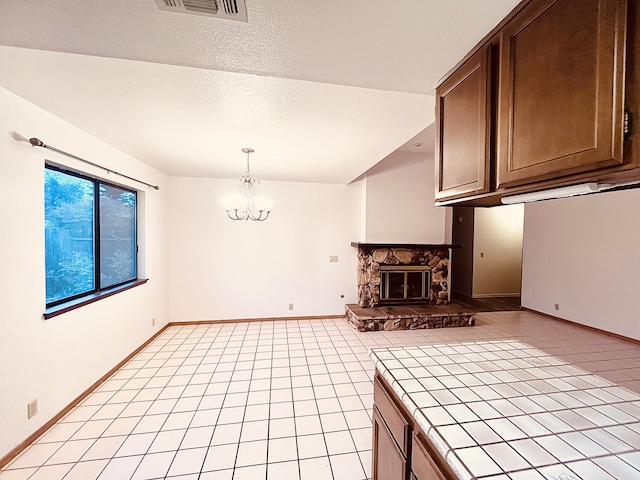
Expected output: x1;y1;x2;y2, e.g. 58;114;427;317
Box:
352;243;453;307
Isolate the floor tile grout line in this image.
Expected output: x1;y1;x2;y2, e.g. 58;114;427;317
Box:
263;320;279;477
165;323;236;478
227;321;264;477
330;319;375;477
167;327;220;475
108;323;224;480
192;321;247;476
284;321;303;480
310;320;344;479
331;319;374;478
14;326;195;478
100;324;208;480
279;321;312;477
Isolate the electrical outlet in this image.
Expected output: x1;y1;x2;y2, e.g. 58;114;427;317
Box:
27;399;38;419
152;317;156;327
329;256;339;263
288;303;294;311
554;304;560;311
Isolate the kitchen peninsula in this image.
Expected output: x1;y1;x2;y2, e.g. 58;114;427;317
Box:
371;340;640;479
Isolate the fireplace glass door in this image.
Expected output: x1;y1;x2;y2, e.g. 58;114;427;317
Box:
380;266;430;302
386;272;405;300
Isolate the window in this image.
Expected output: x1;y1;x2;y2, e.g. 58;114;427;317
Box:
45;165;137;307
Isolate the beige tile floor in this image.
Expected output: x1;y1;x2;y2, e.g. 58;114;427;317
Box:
2;310;640;480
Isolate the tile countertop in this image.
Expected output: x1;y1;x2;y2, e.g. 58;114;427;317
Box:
370;340;640;480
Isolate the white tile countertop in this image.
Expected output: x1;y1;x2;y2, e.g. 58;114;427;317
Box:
371;340;640;480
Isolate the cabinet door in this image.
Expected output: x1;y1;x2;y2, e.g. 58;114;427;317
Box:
374;375;410;455
435;46;492;201
496;0;627;188
411;432;447;480
372;406;408;480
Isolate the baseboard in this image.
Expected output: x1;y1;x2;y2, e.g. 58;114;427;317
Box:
168;314;343;325
471;293;521;299
0;324;170;470
521;307;640;346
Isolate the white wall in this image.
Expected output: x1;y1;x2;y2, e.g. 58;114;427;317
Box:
0;87;170;459
361;151;448;244
168;178;362;321
522;188;640;340
473;204;524;297
444;208;453;244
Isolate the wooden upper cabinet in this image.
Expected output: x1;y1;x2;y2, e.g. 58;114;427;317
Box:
496;0;628;188
435;46;492;201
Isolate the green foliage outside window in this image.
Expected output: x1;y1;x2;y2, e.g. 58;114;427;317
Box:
45;166;137;306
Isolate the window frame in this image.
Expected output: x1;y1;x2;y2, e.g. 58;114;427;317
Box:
44;164;142;315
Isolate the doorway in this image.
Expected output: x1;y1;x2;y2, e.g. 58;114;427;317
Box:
451;204;524;309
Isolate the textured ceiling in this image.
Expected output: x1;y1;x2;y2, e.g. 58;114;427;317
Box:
0;0;521;183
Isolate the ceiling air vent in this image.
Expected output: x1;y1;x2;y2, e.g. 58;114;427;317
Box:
154;0;247;22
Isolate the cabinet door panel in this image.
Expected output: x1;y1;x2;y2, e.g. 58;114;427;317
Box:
497;0;627;188
372;406;408;480
435;47;492;201
374;376;410;455
411;432;447;480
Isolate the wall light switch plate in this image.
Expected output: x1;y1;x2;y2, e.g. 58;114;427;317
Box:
27;399;38;419
329;256;339;263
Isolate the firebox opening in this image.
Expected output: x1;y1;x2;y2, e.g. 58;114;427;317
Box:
380;265;431;303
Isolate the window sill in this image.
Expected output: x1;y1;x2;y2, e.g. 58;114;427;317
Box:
44;279;149;319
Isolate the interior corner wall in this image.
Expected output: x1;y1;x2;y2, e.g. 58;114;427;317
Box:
357;177;368;242
521;188;640;341
168;178;362;322
444;207;453;244
472;204;524;297
363;150;448;243
0;87;170;459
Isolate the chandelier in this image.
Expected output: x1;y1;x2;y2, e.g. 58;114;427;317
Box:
222;148;273;221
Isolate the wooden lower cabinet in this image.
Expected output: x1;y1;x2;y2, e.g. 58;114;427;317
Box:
411;432;447;480
372;374;454;480
372;406;408;480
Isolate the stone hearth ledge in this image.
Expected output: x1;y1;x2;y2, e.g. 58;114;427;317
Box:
345;304;475;332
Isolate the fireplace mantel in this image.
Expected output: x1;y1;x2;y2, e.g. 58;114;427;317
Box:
351;242;459;249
